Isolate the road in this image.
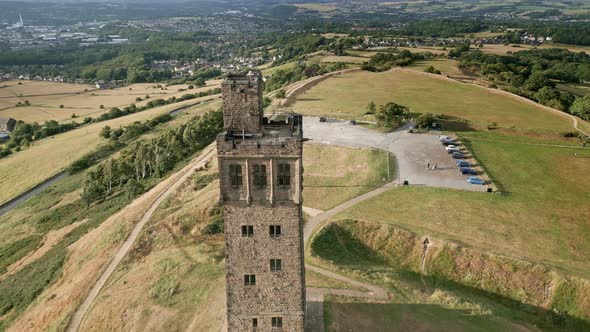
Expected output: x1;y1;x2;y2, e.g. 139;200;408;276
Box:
0;171;67;217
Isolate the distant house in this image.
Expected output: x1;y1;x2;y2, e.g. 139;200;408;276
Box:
0;117;16;132
95;81;114;89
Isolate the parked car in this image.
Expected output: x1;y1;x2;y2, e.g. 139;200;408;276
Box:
319;117;326;122
467;176;485;185
349;119;357;125
445;145;458;151
451;151;465;159
439;135;450;142
447;148;460;154
441;139;455;146
456;160;471;167
460;167;477;175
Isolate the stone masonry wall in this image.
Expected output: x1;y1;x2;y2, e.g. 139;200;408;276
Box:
224;203;305;332
222;79;263;132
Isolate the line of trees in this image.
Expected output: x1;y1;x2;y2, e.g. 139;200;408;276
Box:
81;110;223;205
459;48;590;115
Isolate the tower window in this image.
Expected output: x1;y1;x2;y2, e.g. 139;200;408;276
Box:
252;318;258;327
244;274;256;286
229;164;243;189
277;163;291;188
241;225;254;237
269;225;282;238
271;317;283;328
253;164;267;188
270;259;282;271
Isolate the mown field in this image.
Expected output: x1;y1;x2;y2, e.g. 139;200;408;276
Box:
302;144;393;211
292;69;581;137
0;97;220;206
0;79;221;123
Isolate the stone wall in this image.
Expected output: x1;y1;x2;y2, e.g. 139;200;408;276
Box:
224;203;305;332
222;77;263;132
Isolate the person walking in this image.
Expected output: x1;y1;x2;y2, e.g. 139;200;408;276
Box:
427;162;430;170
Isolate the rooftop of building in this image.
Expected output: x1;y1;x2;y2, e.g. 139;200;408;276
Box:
219;111;303;146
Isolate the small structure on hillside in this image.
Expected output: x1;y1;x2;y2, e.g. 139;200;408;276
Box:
0;117;16;132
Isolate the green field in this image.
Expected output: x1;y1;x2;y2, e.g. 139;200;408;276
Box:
303;144;393;211
291;69;578;136
325;298;548;332
329;133;590;278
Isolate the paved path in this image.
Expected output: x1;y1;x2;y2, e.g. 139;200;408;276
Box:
66;146;216;332
303;117;489;192
303;183;393;332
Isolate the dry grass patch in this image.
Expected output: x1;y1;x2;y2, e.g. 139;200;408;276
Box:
5;150;216;331
0;80;221;123
321;56;367;64
78;159;224;332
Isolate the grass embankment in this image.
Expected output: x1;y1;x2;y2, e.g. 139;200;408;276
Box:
0;80;221;123
0;173;134;331
310;219;590;332
0;99;220;206
302;144;394;211
291;69;580;137
78;162;225;331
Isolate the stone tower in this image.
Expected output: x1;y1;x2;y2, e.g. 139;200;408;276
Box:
217;71;306;331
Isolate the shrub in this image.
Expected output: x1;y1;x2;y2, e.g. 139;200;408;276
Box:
560;131;580;138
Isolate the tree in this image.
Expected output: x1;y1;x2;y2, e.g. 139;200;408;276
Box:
424;66;435;74
415;113;436;129
570;95;590;121
525;72;552;91
365;101;376;115
99;126;112;139
375;102;410;127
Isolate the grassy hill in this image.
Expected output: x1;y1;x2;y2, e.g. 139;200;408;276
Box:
292;69;585;138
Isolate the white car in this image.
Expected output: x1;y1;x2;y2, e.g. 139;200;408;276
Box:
439;135;450;142
445;145;458;151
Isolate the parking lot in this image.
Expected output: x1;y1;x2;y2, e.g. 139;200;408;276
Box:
303;117;489;192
